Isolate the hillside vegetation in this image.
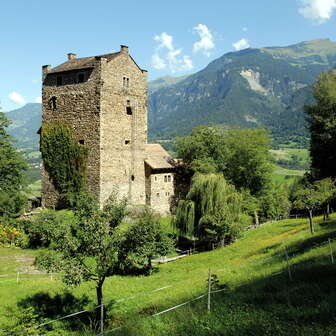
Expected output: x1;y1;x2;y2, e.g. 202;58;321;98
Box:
1;214;336;335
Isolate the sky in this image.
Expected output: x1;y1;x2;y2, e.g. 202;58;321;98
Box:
1;0;336;111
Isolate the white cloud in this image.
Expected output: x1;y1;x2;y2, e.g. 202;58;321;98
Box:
154;32;174;51
152;32;194;73
233;38;250;51
8;91;26;105
182;55;194;70
151;53;167;70
298;0;336;23
35;96;42;104
192;24;215;57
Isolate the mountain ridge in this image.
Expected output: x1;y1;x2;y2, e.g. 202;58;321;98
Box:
148;38;336;143
5;39;336;152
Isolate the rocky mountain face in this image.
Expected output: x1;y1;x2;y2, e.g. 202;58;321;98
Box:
148;39;336;143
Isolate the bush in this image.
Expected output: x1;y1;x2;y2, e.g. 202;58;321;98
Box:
0;221;29;248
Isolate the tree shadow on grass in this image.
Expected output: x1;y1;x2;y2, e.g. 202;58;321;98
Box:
227;255;336;332
285;230;336;256
17;292;97;331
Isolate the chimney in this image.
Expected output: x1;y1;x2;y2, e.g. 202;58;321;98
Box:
120;45;129;54
67;53;77;60
42;64;51;82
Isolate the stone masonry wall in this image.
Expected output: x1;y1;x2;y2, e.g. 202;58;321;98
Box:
41;61;102;208
99;52;148;205
149;171;175;214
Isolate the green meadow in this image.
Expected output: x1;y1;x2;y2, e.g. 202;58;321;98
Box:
1;214;336;335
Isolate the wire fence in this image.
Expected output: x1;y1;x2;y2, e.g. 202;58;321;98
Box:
2;235;335;335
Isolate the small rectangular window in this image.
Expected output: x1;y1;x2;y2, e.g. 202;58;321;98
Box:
79;140;85;145
57;76;63;86
78;73;85;83
126;106;132;115
164;175;167;182
156;193;160;197
125;140;130;145
154;176;157;181
168;175;171;182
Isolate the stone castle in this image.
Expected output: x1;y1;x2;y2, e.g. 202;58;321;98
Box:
41;45;174;214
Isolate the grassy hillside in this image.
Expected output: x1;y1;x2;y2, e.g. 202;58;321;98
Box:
1;215;336;335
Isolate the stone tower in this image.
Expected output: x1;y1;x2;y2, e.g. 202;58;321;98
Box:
41;45;174;213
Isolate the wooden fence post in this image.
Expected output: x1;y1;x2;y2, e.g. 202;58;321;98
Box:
284;246;292;281
328;238;334;264
207;269;211;313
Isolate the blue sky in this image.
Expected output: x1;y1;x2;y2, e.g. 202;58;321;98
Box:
1;0;336;111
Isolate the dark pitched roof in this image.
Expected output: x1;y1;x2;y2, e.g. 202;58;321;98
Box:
145;144;174;170
49;52;120;74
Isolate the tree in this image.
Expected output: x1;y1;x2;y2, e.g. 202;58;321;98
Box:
258;183;291;222
222;128;273;196
305;71;336;180
118;208;175;274
175;174;251;246
176;126;273;196
0;110;27;218
315;177;336;219
176;126;226;174
292;178;334;234
37;191;127;311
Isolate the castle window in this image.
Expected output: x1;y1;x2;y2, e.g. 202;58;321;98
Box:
78;73;85;83
168;175;171;182
79;140;85;145
164;175;167;182
131;175;135;181
125;140;130;145
50;96;57;110
123;76;129;88
154;176;157;181
56;76;63;86
126;107;132;115
156;192;160;197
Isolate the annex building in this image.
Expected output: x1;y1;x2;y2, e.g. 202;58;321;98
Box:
41;45;174;214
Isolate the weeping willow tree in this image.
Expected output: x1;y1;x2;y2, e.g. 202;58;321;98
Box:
175;174;251;245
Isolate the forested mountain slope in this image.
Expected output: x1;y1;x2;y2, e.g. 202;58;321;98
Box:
149;39;336;143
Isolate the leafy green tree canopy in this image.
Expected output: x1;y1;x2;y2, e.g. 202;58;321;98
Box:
37;191;128;309
119;208;175;274
176;126;273;196
305;71;336;180
292;177;335;234
0;111;27;218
